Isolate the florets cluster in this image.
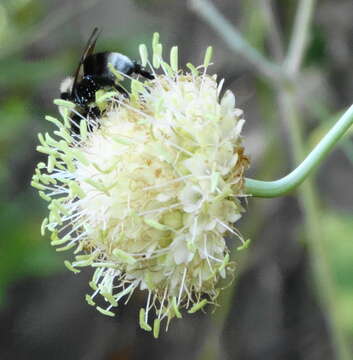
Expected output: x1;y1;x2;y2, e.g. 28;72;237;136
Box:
32;34;249;337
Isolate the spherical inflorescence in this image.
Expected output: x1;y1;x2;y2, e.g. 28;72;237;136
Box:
32;34;249;337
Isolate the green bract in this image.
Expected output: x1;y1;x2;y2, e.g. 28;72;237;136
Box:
32;33;249;336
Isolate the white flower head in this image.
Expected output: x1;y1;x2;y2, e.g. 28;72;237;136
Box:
32;33;249;337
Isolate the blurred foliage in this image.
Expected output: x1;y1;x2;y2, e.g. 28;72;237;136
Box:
305;25;327;67
322;212;353;338
0;0;43;48
0;0;64;301
0;196;62;305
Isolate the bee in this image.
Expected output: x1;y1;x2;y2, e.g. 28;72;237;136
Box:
60;27;154;133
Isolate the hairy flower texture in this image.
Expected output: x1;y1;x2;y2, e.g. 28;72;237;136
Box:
32;34;249;337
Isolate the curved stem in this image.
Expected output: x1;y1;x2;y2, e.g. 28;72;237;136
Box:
245;103;353;197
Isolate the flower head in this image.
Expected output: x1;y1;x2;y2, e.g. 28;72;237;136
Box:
32;33;249;337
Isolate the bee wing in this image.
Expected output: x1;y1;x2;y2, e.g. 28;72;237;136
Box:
71;27;101;97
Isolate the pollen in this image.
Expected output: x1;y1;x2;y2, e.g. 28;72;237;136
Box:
32;33;249;336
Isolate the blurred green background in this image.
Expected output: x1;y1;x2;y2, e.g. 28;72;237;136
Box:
0;0;352;359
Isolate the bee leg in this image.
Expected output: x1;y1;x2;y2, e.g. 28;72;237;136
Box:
74;106;101;134
89;75;129;97
70;111;86;135
114;84;129;97
86;106;101;132
132;62;155;80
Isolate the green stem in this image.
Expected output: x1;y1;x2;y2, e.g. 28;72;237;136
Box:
245;103;353;197
285;0;316;75
259;0;285;61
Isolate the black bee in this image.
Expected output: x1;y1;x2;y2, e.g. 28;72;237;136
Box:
60;27;154;132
